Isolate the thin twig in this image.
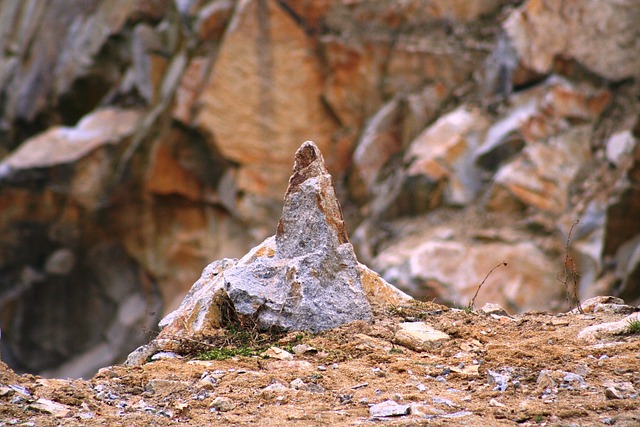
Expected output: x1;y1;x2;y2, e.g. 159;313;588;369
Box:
468;261;508;311
556;219;583;313
161;332;219;349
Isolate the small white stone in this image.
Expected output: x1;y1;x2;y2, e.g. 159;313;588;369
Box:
488;398;506;407
604;387;623;400
394;322;450;351
263;383;288;392
262;347;293;361
150;351;180;361
606;131;636;167
369;400;411;417
28;398;72;418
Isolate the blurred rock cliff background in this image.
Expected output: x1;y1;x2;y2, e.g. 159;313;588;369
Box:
0;0;639;378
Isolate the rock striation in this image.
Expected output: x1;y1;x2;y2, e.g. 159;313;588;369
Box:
153;141;410;345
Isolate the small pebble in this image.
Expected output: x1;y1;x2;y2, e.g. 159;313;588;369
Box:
210;396;235;412
305;383;325;393
78;411;95;420
317;365;327;371
562;373;585;385
488;398;505;407
9;385;31;397
263;383;288;392
292;344;316;355
369;400;411;417
198;376;217;389
604;387;623;400
150;352;179;361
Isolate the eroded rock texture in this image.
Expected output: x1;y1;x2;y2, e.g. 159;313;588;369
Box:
225;142;372;332
155;141;409;343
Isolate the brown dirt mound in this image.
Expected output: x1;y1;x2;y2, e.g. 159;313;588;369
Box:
1;301;639;426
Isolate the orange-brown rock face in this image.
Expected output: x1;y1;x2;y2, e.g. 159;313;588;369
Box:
194;0;338;209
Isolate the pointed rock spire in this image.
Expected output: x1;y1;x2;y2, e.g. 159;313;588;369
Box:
276;141;349;258
130;141;411;362
224;141;371;332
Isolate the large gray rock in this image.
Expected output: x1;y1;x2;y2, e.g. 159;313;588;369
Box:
225;141;373;331
152;141;410;343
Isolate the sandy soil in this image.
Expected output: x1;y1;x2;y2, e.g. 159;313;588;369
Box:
1;300;639;426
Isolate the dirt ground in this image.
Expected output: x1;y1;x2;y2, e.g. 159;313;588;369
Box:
1;300;639;426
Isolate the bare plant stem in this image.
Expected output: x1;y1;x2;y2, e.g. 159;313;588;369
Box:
468;261;508;311
166;333;219;349
557;220;583;314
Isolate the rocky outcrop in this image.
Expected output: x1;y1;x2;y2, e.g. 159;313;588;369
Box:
404;106;490;207
155;141;409;344
504;0;640;81
351;72;635;312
